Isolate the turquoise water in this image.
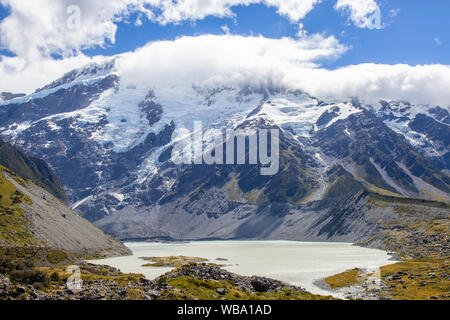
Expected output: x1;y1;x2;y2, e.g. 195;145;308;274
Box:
89;240;394;297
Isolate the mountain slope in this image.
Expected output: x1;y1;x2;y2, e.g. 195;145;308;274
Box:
0;139;66;201
0;141;130;257
0;164;130;257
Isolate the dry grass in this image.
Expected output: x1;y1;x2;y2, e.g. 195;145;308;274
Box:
380;259;450;300
140;256;208;268
324;268;365;289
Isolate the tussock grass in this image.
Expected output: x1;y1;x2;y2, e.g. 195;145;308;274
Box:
324;268;364;289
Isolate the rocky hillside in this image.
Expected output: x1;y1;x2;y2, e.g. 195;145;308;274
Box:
0;138;130;258
321;195;449;300
0;157;130;258
0;139;66;201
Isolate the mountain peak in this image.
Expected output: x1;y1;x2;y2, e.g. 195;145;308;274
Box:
35;58;118;94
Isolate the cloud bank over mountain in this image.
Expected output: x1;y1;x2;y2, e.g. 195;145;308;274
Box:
112;35;450;106
0;1;449;108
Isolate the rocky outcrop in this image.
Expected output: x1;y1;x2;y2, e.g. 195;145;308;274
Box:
0;263;310;300
164;263;307;293
0;274;11;297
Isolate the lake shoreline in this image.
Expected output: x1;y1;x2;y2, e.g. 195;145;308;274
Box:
89;240;397;298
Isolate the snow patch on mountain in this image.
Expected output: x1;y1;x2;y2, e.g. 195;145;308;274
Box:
89;87;150;152
250;92;362;137
374;100;449;158
1;121;33;138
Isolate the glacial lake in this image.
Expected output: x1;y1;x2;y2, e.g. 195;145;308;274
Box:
89;240;395;297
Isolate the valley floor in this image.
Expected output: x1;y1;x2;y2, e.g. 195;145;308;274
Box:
1;239;448;300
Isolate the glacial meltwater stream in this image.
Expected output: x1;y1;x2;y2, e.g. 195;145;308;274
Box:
89;240;395;298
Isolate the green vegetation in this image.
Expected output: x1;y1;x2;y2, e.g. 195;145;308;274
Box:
0;140;67;202
158;276;336;300
0;246;75;267
222;178;243;202
380;259;450;300
362;182;405;198
37;263;144;284
325;191;450;300
323;165;364;198
355;160;403;194
0;254;50;290
368;192;450;209
50;271;61;282
244;189;263;203
140;256;208;267
324;268;364;289
262;154;314;204
0;166;36;246
46;250;68;265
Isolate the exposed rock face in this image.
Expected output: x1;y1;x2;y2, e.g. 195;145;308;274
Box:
428;106;450;125
314;109;449;195
165;263;307;293
0;139;66;201
0;92;26;101
0;75;118;128
409;113;450;170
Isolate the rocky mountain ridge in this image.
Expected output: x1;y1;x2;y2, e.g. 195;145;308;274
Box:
0;60;448;241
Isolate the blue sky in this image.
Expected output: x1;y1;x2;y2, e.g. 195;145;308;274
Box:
1;0;449;67
0;0;443;69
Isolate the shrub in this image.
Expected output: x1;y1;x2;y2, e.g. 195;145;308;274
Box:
50;271;61;282
157;276;167;285
0;254;50;289
10;269;50;288
46;250;67;265
32;282;48;291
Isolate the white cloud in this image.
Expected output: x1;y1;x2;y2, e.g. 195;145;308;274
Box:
0;0;323;63
335;0;380;29
117;34;348;89
221;25;230;35
297;23;308;38
0;0;134;61
0;1;449;108
0;33;347;94
143;0;322;24
2;34;450;109
283;63;450;106
434;37;442;46
115;35;450;107
264;0;322;23
0;54;100;93
0;0;385;69
389;8;400;18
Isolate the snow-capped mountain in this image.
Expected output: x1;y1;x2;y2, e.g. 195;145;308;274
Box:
0;59;448;240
